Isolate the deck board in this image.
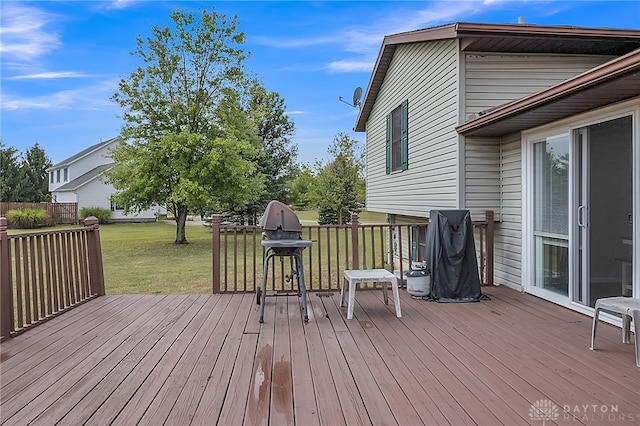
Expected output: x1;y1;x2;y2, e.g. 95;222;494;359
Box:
1;286;639;425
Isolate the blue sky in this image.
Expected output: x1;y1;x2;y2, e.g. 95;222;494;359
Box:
1;1;639;166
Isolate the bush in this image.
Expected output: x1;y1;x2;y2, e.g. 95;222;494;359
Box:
79;206;112;224
5;208;49;229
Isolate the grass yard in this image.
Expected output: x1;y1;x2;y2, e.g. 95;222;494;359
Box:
99;222;213;294
100;210;388;294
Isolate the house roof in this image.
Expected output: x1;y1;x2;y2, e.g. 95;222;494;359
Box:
456;48;640;137
354;22;640;132
49;137;118;170
54;163;113;192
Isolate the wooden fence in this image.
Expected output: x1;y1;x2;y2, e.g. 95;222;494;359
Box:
0;217;105;341
0;202;78;225
212;211;494;294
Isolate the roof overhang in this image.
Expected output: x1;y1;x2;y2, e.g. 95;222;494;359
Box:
354;22;640;132
456;49;640;137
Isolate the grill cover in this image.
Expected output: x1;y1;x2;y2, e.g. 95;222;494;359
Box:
262;200;302;240
425;210;482;302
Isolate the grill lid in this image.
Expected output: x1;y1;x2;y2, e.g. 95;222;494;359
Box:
262;200;302;234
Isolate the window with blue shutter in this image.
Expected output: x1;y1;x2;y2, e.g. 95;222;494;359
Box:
386;99;408;174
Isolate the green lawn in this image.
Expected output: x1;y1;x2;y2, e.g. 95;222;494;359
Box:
99;222;213;294
103;210;387;294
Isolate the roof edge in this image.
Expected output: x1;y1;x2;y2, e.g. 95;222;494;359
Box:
354;22;640;132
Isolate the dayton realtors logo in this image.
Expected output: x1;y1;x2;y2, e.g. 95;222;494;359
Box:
529;399;560;425
530;399;639;423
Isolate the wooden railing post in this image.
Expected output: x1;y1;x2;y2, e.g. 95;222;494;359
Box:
350;213;360;270
84;217;105;296
1;217;13;340
211;214;221;293
485;210;494;286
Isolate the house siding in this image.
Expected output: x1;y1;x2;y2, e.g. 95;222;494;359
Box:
494;133;522;290
49;141;117;192
48;138;160;221
366;40;459;217
53;191;77;204
464;54;614;118
79;179;112;212
464;137;500;220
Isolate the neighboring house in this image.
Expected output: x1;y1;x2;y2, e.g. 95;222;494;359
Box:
354;22;640;317
48;137;163;221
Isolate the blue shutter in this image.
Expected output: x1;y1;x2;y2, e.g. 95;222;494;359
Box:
401;99;408;170
385;114;391;174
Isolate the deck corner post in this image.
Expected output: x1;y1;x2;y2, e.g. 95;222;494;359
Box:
351;213;360;270
485;210;495;286
212;214;222;293
84;216;105;296
1;217;13;340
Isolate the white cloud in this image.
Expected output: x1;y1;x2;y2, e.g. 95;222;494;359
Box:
327;60;374;73
10;71;89;80
0;3;61;61
252;34;341;49
254;1;495;74
1;79;118;111
286;110;305;115
96;0;144;11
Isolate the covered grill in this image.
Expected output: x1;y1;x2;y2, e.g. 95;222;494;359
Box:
258;200;312;323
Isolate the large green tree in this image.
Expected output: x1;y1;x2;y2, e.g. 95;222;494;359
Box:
108;8;260;243
20;143;51;202
315;133;365;225
229;82;297;224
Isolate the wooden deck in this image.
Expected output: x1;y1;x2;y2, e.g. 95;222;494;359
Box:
1;286;639;425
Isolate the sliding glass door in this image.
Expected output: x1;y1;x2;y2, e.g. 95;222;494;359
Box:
528;114;634;307
532;135;570;296
575;116;633;306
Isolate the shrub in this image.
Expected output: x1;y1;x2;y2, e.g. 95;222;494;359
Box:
79;206;112;224
317;205;339;225
5;208;49;229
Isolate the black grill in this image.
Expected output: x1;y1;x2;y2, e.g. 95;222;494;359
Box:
257;200;312;323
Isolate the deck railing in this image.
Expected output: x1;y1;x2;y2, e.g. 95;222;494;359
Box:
0;217;105;341
212;211;494;293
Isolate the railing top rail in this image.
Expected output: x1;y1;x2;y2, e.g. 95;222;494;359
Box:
218;222;432;230
6;226;90;239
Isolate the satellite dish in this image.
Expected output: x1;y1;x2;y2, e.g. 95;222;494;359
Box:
338;86;363;108
352;87;362;107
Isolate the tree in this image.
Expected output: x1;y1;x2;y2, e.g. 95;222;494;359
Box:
289;165;317;210
0;142;51;202
0;143;22;202
315;133;365;225
20;143;51;202
229;82;297;224
108;8;259;243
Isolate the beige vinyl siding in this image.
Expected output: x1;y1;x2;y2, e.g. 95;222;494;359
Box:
464;54;614;118
494;133;522;290
366;40;459;217
79;178;112;212
464;137;500;221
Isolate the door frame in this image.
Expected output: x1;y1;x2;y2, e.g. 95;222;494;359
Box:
521;100;639;319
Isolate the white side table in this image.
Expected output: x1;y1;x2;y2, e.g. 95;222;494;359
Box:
341;269;402;320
